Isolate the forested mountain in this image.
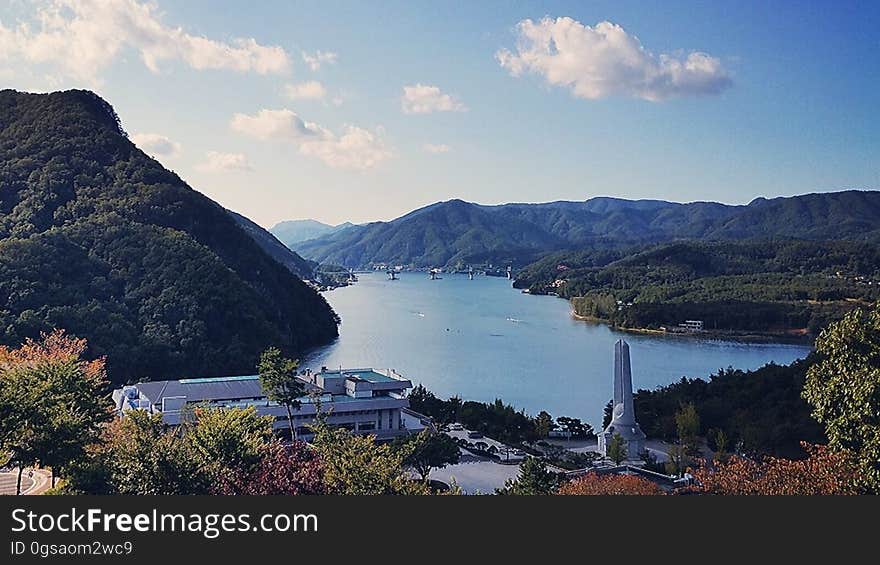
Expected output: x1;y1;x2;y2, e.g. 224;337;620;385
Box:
270;219;354;248
515;240;880;335
297;191;880;268
0;89;339;383
228;210;316;278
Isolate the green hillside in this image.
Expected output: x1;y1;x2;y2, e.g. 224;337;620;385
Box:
514;240;880;336
0;89;339;383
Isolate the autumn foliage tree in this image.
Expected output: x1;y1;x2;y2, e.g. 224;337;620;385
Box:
558;473;664;495
0;330;111;493
213;441;324;495
692;443;862;495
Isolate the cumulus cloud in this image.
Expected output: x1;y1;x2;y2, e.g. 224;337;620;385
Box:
0;0;290;83
496;17;731;101
131;132;181;157
230;108;323;140
302;50;337;71
299;126;392;171
284;80;327;101
423;143;451;154
196;151;253;172
230;108;391;171
401;84;466;114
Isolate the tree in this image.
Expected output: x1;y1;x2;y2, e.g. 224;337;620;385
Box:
803;305;880;492
213;441;324;495
310;420;429;495
258;347;304;440
712;429;730;463
65;410;209;495
498;457;557;495
535;411;556;438
184;405;274;483
607;433;627;465
558;473;663;495
396;431;461;482
675;402;701;457
556;416;593;439
0;330;111;493
692;443;862;495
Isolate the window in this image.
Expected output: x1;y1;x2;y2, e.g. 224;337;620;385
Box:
358;421;376;431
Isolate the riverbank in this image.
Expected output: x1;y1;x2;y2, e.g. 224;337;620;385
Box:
570;310;815;346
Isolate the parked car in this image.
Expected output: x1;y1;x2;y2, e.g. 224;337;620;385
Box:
449;423;463;431
467;430;483;439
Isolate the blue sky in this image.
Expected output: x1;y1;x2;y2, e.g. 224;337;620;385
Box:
1;0;878;226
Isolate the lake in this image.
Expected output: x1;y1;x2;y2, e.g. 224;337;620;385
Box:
305;272;812;427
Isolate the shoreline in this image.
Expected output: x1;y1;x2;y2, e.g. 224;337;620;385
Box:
569;311;815;346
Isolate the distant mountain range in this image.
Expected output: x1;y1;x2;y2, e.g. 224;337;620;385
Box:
295;191;880;268
0;89;338;382
270;219;355;248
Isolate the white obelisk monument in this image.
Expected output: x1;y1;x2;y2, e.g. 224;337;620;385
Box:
597;339;646;460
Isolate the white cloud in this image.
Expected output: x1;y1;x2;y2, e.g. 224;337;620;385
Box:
299;126;392;171
230;108;391;171
401;84;466;114
131;132;181;157
423;143;451;154
496;17;732;101
230;108;323;140
302;50;337;71
284;80;327;101
0;0;290;83
196;151;253;173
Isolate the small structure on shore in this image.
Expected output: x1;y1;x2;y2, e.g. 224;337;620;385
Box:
597;339;646;460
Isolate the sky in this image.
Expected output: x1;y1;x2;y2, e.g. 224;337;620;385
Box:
1;0;878;227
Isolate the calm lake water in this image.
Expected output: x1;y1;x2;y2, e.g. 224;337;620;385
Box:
305;272;812;427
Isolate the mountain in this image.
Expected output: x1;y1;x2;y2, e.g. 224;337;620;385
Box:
296;191;880;268
270;219;355;248
0;89;338;383
229;210;315;278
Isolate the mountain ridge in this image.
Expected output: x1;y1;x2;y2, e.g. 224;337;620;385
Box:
270;218;355;248
295;190;880;268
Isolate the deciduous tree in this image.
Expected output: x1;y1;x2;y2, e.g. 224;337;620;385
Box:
803;305;880;492
396;431;461;482
558;473;663;495
258;347;304;440
692;443;861;495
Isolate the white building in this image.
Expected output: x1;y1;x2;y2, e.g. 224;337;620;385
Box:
112;367;431;441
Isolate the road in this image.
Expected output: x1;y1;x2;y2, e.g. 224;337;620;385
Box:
0;468;52;496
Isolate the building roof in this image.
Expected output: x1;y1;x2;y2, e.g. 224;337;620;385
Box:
135;374;265;405
318;368;400;383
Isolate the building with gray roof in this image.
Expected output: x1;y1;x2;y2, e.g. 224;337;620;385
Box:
112;367;430;441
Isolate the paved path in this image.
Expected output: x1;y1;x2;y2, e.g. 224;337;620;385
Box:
429;453;522;494
0;468;52;496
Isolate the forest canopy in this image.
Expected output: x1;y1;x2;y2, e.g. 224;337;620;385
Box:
0;89;338;383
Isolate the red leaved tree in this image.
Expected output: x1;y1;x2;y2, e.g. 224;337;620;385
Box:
558;472;664;495
692;443;862;495
213;440;325;495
